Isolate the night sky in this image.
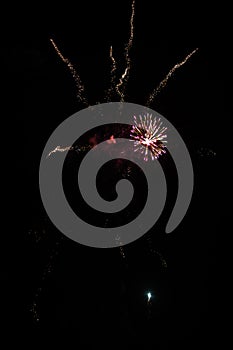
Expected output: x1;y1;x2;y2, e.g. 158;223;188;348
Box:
4;0;228;346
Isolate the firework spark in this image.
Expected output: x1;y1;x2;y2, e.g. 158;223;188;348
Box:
147;48;199;106
50;38;88;106
197;147;216;158
47;145;74;158
105;46;118;101
47;144;94;158
146;235;168;268
147;292;152;302
116;0;135;101
130;113;167;161
146;291;153;319
29;237;62;324
115;234;126;259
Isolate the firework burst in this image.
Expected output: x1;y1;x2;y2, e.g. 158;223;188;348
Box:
31;1;199;322
130;113;167;161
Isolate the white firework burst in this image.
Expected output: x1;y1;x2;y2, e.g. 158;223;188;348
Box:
130;113;167;161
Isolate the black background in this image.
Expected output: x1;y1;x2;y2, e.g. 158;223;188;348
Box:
3;0;229;347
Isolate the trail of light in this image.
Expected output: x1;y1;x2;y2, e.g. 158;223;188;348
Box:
105;46;118;101
147;48;199;106
115;235;126;259
50;38;88;106
47;145;73;158
116;0;135;101
47;144;94;158
146;235;168;268
29;237;62;324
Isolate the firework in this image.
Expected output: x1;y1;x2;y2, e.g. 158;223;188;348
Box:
146;291;153;319
147;48;199;106
105;46;118;101
50;38;88;106
115;234;127;259
146;235;168;268
197;147;216;157
47;145;74;158
130;113;167;161
29;237;62;324
47;144;94;158
106;135;117;144
28;228;46;243
34;0;199;326
116;0;135;101
49;2;197;107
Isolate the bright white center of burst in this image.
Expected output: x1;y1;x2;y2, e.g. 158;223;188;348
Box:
142;138;151;146
147;292;152;301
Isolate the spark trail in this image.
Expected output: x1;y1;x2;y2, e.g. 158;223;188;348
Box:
105;46;118;101
47;144;93;158
47;145;73;158
50;38;88;106
29;236;63;324
115;235;126;259
116;0;135;101
147;48;199;106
